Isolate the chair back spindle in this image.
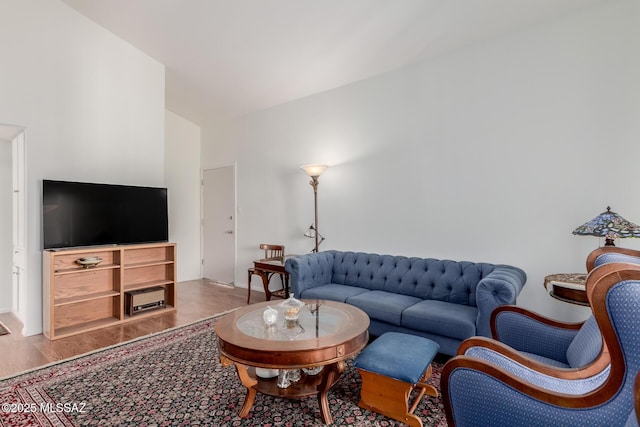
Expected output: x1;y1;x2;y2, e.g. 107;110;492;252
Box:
260;243;284;261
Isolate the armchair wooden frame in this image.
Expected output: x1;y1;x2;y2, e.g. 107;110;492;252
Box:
442;262;640;425
586;246;640;272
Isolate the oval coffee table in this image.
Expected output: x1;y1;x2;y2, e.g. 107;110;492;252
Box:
215;299;370;425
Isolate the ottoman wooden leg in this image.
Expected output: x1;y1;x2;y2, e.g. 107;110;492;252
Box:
410;365;438;414
354;332;440;427
358;365;437;427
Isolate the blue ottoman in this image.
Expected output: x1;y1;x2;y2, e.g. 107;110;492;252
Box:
354;332;440;427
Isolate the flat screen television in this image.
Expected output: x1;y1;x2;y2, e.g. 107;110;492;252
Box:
43;180;168;250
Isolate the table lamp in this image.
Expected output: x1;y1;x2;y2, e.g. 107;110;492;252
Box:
572;206;640;246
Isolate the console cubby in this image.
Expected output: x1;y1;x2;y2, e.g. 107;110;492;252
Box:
43;242;177;339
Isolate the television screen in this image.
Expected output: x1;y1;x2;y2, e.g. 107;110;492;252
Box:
43;180;168;250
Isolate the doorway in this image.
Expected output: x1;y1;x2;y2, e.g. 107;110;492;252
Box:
202;165;236;285
0;124;26;323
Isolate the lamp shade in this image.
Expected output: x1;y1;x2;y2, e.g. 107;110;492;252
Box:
300;164;328;178
304;224;316;238
572;206;640;245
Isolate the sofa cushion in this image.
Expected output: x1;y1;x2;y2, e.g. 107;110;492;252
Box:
346;291;422;326
331;252;394;289
299;283;369;302
402;299;478;341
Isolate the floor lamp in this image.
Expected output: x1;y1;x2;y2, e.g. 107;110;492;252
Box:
300;164;328;253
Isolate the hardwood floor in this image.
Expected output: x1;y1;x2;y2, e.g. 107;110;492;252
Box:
0;280;269;379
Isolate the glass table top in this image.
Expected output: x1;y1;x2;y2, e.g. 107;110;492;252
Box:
237;302;349;341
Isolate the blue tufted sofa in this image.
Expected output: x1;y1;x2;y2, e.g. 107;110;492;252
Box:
285;250;527;356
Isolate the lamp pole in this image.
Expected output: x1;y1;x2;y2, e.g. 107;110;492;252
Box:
309;176;319;252
300;164;328;253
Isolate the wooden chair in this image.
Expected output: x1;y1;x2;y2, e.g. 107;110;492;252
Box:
247;244;285;304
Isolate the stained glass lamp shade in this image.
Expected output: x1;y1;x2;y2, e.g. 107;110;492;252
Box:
572;206;640;246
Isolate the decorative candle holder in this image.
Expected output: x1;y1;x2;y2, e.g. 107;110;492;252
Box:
255;368;279;378
277;369;301;388
280;293;304;320
302;366;324;376
262;306;278;326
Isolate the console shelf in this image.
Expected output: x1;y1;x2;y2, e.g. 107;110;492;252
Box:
54;317;122;338
54;290;121;307
43;242;177;340
124;260;174;269
53;264;120;275
124;280;174;292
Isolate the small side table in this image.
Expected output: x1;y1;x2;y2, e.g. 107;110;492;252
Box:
544;273;588;306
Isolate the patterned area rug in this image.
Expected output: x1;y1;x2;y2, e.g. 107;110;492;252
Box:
0;321;10;336
0;316;447;426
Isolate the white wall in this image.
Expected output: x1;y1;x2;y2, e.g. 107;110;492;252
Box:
203;0;640;322
0;1;165;335
165;110;202;281
0;140;11;313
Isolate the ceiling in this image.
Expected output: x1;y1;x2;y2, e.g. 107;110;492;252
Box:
61;0;609;126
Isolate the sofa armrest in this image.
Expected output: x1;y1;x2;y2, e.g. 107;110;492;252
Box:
475;265;526;337
285;251;335;297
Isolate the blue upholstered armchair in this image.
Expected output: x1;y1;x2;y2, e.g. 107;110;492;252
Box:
587;246;640;271
442;262;640;427
486;305;604;369
485;246;640;371
632;372;640;427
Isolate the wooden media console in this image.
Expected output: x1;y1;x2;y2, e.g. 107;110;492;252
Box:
43;242;176;339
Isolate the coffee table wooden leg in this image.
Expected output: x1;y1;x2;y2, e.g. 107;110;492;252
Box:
317;360;345;425
234;363;259;418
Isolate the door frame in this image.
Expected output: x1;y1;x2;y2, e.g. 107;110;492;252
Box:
0;124;26;323
201;162;237;284
12;131;26;319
